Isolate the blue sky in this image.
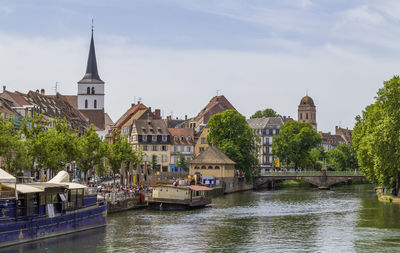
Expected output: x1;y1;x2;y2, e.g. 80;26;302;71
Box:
1;0;400;131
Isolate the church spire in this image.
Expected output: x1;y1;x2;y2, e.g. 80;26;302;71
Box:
78;22;104;84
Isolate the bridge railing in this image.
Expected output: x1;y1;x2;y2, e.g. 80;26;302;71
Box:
260;171;364;177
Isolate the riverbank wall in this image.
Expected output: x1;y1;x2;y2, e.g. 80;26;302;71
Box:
222;177;253;194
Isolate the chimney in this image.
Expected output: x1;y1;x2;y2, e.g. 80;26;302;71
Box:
36;89;39;93
185;115;188;121
2;86;5;93
40;89;45;95
131;103;135;107
154;109;161;119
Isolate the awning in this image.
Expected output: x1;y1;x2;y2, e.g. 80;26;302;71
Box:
48;171;69;183
2;183;43;194
0;168;16;183
186;185;213;191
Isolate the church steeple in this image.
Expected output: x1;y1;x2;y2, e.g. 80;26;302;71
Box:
78;24;104;84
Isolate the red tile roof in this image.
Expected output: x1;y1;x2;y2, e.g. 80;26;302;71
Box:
113;103;149;129
168;128;195;145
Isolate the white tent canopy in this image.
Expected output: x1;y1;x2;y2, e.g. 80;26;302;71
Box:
48;171;86;189
0;168;16;183
48;171;69;183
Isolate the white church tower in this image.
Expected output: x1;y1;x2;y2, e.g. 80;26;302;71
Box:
77;27;105;111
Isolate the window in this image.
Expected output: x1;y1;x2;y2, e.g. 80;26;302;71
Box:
300;113;303;120
201;137;206;144
174;136;178;141
306;113;308;120
85;100;88;108
152;135;157;142
174;146;178;152
194;166;199;170
180;146;184;152
162;155;167;162
91;87;95;94
143;135;147;142
208;165;213;169
272;129;276;135
162;136;168;142
187;136;192;141
87;87;90;94
199;147;205;152
142;145;148;151
152;145;158;151
180;136;185;142
201;165;206;169
143;155;148;162
161;145;167;151
187;146;191;152
94;100;97;108
215;166;220;169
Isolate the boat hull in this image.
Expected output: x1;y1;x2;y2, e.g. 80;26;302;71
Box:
0;202;107;248
147;197;211;211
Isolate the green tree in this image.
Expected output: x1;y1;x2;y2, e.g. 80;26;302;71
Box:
326;148;346;171
353;76;400;194
309;147;325;170
207;110;259;181
106;131;137;183
176;153;189;171
75;125;105;182
150;154;158;172
0;117;33;174
251;108;280;118
272;121;321;170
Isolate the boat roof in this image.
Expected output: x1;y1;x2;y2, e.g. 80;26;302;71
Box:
155;185;212;191
185;185;213;191
0;168;16;183
2;183;43;194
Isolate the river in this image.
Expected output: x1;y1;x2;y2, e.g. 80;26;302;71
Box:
4;184;400;253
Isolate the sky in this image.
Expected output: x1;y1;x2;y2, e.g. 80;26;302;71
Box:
1;0;400;132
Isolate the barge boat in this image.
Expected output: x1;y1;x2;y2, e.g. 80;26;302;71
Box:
147;185;212;211
0;170;107;248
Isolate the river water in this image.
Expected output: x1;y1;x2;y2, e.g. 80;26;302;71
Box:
5;184;400;253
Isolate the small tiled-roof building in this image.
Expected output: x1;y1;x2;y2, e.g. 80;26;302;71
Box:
335;126;353;145
190;146;235;178
320;132;345;151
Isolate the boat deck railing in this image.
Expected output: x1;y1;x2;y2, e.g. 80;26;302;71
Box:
0;190;15;199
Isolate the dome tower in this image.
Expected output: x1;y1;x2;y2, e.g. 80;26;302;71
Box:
298;95;317;130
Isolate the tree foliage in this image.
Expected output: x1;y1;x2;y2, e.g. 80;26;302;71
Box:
106;130;138;180
251;108;280;119
176;153;189;171
353;76;400;193
75;125;105;181
272;121;321;169
207;110;259;180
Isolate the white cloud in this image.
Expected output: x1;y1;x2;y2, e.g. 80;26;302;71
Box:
0;32;395;133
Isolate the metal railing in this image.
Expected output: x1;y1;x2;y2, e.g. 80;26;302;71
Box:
260;171;364;177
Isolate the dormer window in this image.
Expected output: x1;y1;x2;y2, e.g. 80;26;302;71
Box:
180;136;185;142
174;136;178;141
91;87;95;94
187;136;192;141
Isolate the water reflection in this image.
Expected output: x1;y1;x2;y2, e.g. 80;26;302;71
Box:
5;184;400;252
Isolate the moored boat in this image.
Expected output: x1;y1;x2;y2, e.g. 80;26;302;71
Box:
147;185;212;211
0;170;107;248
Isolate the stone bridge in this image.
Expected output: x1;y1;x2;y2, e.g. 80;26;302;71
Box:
254;171;365;189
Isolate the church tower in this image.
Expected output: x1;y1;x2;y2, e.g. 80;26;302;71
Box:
298;95;317;130
77;27;105;111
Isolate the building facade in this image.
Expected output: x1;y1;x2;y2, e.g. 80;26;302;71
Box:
125;119;171;172
298;95;317;130
168;128;195;172
247;117;284;172
194;127;210;156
